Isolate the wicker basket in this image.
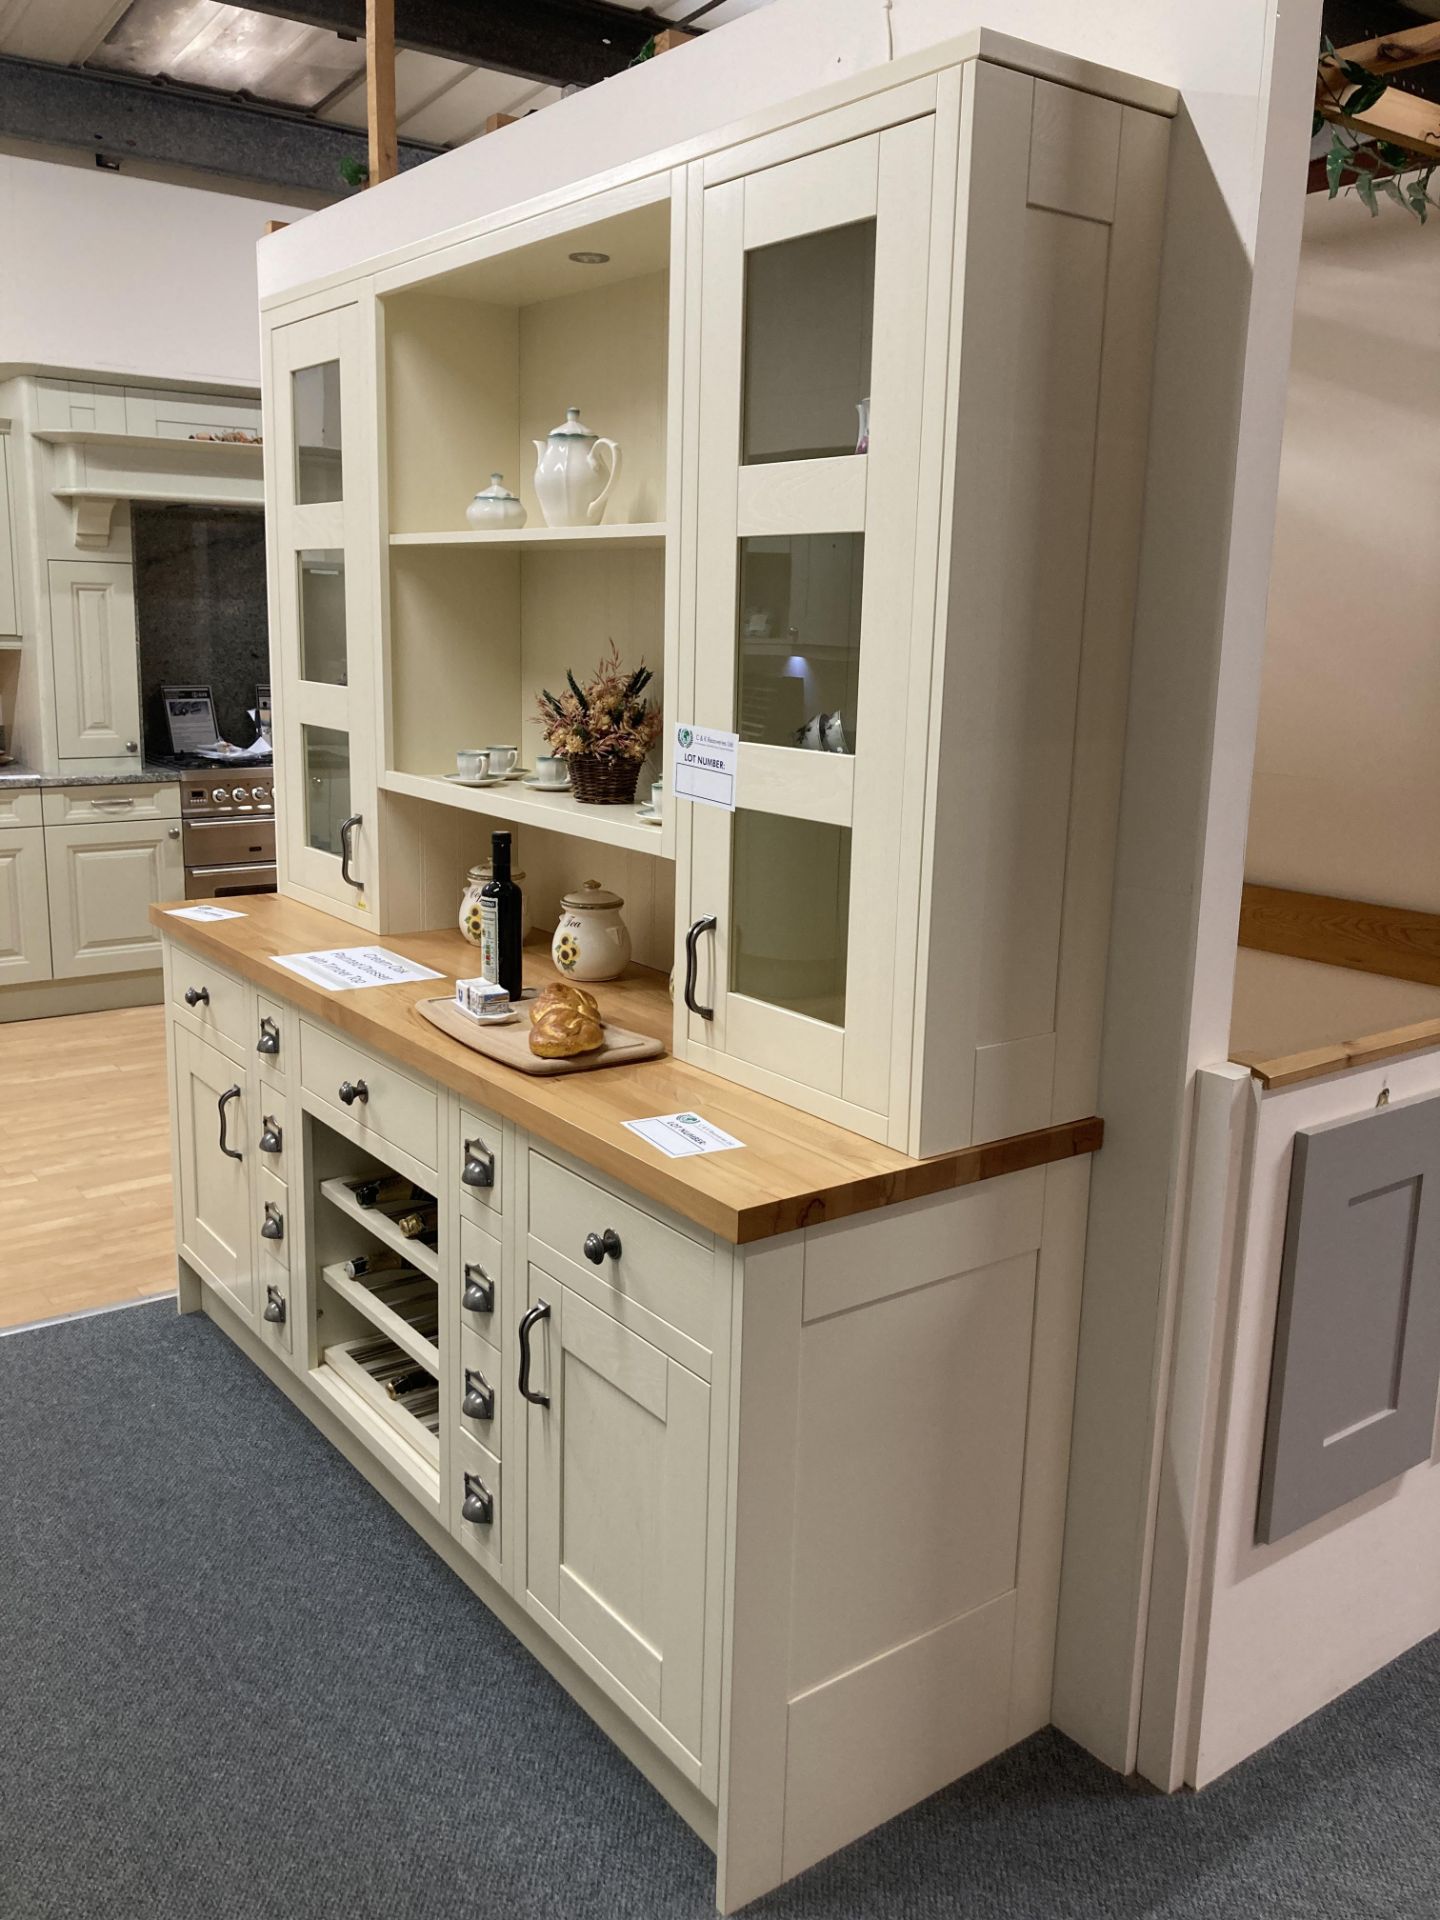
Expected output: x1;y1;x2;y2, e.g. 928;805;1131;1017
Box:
566;754;642;805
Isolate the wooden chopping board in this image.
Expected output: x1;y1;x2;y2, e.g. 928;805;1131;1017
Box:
414;995;666;1075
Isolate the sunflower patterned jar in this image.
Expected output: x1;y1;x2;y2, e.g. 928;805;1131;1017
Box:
550;880;630;981
459;862;529;949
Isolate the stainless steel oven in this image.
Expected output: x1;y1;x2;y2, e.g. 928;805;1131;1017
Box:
180;777;277;898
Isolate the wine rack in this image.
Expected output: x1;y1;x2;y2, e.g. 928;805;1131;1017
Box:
319;1176;441;1280
322;1263;439;1374
324;1333;442;1467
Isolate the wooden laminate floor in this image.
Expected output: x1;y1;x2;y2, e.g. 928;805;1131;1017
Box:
0;1005;175;1331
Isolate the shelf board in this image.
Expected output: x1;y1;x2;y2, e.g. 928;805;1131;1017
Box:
321;1263;440;1375
322;1338;440;1468
319;1176;441;1280
33;429;262;458
51;486;262;510
0;637;20;652
381;767;669;857
389;522;667;551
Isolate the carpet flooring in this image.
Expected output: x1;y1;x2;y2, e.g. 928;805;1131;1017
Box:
3;1302;1439;1919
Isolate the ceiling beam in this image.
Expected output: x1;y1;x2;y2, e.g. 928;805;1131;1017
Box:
0;56;440;196
1325;22;1440;78
1317;79;1440;163
367;0;397;185
224;0;672;90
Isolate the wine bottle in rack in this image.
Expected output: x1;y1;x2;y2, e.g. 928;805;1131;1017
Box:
349;1174;427;1211
392;1205;439;1241
341;1248;410;1281
384;1366;435;1401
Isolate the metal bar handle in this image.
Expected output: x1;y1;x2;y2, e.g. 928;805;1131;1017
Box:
683;915;716;1021
338;813;363;891
217;1085;243;1161
517;1300;551;1407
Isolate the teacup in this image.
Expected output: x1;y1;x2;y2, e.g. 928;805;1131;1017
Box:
648;778;665;817
484;744;519;777
534;755;568;787
456;748;489;779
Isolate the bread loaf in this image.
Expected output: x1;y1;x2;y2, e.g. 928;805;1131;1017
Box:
529;1002;604;1059
530;981;599;1026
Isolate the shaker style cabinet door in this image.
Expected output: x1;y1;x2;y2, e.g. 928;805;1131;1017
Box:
0;827;52;983
45;816;183;978
523;1270;711;1774
680;115;937;1132
174;1026;255;1320
49;561;141;762
267;303;377;919
0;435;19;636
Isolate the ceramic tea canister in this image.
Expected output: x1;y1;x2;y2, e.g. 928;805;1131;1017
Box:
551;880;630;981
465;473;527;530
460;861;530;946
532;407;622;528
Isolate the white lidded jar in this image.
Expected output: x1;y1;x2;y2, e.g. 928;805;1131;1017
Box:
532;407;622;528
460;861;529;946
465;473;527;530
551;880;630;981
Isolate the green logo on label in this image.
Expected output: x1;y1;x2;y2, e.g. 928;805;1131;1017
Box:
677;1114;700;1125
677;727;693;749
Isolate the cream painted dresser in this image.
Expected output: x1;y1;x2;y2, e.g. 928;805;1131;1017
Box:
161;30;1176;1912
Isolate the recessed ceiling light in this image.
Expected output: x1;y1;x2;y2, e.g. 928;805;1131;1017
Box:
569;250;611;265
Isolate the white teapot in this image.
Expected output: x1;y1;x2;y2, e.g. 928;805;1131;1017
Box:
532;407;622;528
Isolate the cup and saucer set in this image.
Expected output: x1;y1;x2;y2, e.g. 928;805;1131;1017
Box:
445;745;524;788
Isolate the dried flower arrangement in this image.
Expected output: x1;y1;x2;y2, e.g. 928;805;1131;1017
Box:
535;643;662;804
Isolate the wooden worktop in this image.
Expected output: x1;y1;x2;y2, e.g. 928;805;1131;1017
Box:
153;894;1102;1243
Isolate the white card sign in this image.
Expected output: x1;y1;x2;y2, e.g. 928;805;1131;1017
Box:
271;947;444;992
165;904;247;923
623;1112;745;1159
672;724;738;811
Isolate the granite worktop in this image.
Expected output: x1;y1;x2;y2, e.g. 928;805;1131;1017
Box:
0;762;181;789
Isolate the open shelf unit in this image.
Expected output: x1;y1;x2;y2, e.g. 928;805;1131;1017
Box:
376;188;673;865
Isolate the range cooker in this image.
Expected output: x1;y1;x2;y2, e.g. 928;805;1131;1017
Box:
179;773;277;898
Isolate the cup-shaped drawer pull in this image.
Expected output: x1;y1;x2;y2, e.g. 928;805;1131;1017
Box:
260;1201;284;1241
461;1472;494;1527
256;1016;280;1056
262;1283;287;1325
462;1369;495;1422
583;1228;622;1265
184;985;210;1008
462;1264;494;1315
337;1078;368;1106
461;1137;494;1189
258;1116;283;1154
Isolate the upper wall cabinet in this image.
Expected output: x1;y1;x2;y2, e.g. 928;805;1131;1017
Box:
268;302;377;922
49;560;141;762
0;429;18;637
676;66;1170;1153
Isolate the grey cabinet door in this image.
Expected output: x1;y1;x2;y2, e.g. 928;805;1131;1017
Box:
1258;1091;1440;1544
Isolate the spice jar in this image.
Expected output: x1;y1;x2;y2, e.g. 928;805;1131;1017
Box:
551;880;630;981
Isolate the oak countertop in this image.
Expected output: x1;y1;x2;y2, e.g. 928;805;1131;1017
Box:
153;894;1102;1244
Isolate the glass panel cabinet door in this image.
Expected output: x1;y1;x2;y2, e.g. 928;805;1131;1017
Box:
269;303;376;916
683;117;936;1123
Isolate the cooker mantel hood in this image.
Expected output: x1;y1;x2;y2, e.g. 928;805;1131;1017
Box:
35;424;264;549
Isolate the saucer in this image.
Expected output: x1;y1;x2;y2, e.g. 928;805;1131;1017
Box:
522;775;571;791
635;804;663;826
446;771;506;788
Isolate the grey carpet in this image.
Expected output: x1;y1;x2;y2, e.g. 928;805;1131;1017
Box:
2;1303;1438;1920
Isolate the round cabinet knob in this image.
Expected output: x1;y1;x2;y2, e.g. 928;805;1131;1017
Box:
167;826;180;839
124;740;138;753
211;787;228;805
583;1228;622;1265
461;1473;494;1527
184;985;209;1008
262;1284;287;1325
337;1079;368;1106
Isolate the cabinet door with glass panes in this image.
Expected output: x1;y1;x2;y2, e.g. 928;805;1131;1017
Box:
677;114;937;1137
268;302;377;922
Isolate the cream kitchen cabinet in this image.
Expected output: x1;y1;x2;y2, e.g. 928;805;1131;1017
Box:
173;1024;256;1323
44;812;182;978
0;426;19;636
0;821;51;983
48;560;141;763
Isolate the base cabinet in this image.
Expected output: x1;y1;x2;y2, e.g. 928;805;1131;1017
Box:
523;1268;712;1774
45;815;182;977
174;1025;255;1321
0;826;52;983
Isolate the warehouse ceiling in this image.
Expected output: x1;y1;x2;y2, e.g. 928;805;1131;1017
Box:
0;0;775;195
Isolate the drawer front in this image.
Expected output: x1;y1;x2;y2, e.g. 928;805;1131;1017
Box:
255;1162;289;1271
169;948;250;1052
0;789;42;829
454;1426;503;1580
42;783;179;825
300;1020;438;1171
254;995;291;1078
458;1104;504;1218
256;1248;293;1356
460;1323;504;1456
460;1215;503;1334
527;1151;714;1353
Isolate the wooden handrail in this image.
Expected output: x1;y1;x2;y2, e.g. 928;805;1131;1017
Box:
1239;883;1440;989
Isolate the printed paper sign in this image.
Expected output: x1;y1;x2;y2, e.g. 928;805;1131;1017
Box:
165;904;247;922
271;947;445;992
623;1112;745;1159
672;724;738;811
